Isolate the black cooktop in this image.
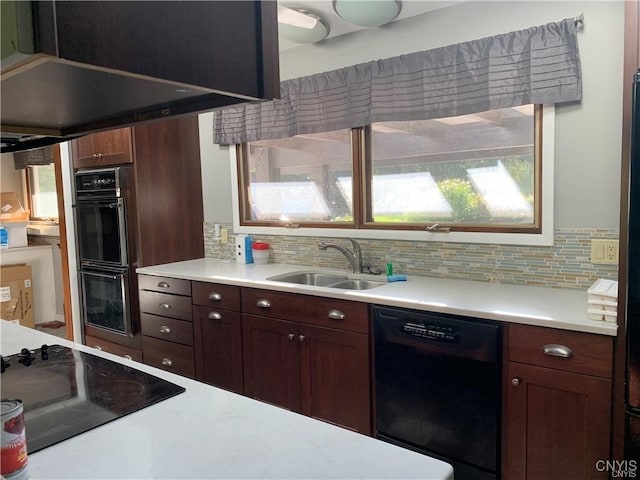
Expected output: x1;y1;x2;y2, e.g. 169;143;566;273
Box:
1;344;185;453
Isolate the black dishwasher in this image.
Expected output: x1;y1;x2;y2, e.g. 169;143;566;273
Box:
373;305;502;480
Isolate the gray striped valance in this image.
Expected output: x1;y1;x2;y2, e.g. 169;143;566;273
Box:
213;18;581;145
13;146;54;170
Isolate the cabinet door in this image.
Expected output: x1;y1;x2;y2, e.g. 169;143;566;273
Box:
72;128;133;168
505;362;611;480
193;305;243;394
299;324;371;435
242;314;300;411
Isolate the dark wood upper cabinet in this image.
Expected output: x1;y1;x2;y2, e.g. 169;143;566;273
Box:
1;1;279;152
72;128;133;168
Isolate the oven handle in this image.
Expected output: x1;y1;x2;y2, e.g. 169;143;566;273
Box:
82;271;122;280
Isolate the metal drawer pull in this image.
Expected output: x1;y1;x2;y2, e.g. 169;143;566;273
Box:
94;345;102;351
299;334;305;342
327;309;345;320
123;355;133;360
159;303;171;310
160;325;171;334
511;378;521;386
161;358;173;367
256;299;271;308
288;333;295;340
208;312;222;320
157;281;170;288
208;293;222;301
543;344;574;358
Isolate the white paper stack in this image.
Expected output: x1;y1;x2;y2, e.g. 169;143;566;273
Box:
587;279;618;322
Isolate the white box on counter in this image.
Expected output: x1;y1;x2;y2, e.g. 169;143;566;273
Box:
588;279;618;303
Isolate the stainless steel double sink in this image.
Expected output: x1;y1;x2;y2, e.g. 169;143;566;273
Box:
266;271;385;290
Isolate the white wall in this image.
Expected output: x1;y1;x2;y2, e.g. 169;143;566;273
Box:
1;153;24;201
200;0;625;231
199;112;235;223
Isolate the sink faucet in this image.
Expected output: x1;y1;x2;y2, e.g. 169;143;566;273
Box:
318;238;363;274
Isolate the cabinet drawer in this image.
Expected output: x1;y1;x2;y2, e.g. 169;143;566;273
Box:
508;324;613;378
143;336;195;378
139;290;192;321
138;274;191;296
84;335;143;362
141;313;194;346
241;288;369;334
192;282;241;310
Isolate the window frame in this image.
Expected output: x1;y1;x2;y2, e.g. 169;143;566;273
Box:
231;105;554;246
24;164;59;222
360;106;543;234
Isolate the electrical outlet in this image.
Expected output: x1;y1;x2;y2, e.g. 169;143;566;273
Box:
220;228;228;244
591;239;619;265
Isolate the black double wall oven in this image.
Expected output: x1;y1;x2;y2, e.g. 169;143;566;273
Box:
74;167;138;344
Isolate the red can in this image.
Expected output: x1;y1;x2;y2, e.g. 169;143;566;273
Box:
1;400;28;478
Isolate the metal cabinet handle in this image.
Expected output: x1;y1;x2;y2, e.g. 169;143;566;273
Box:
299;335;305;342
288;333;295;340
256;299;271;308
159;325;171;334
157;281;170;288
161;358;173;367
543;344;574;358
159;303;171;310
123;354;133;360
512;378;521;386
208;293;222;301
208;311;222;320
327;309;345;320
94;345;102;351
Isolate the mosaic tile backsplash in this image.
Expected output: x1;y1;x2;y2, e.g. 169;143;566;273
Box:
204;223;618;290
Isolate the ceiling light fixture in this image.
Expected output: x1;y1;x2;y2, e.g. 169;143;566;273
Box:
333;0;402;27
278;7;330;44
278;5;318;29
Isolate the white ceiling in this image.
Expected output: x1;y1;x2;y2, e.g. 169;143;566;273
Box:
277;1;460;50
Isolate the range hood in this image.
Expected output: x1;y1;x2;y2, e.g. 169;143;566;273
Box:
1;1;280;152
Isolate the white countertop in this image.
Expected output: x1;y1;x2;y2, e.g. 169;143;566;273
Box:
1;321;453;480
137;258;617;336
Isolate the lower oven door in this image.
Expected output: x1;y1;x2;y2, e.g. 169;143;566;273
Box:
80;268;132;336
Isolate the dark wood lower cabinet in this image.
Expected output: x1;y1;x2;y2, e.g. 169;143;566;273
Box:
142;336;195;379
193;305;244;394
299;323;370;434
242;313;371;435
84;334;143;362
242;315;301;411
504;324;614;480
504;363;612;480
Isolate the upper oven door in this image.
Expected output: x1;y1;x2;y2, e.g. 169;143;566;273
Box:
74;198;128;267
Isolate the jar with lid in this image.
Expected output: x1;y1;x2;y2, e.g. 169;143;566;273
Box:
252;242;270;264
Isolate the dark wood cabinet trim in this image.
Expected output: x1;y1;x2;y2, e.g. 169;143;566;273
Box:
614;0;640;462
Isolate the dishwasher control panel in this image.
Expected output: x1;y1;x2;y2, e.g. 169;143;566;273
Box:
402;321;459;342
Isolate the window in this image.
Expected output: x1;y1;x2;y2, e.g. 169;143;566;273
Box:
364;105;539;232
237;130;354;226
26;164;59;220
235;105;550;242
